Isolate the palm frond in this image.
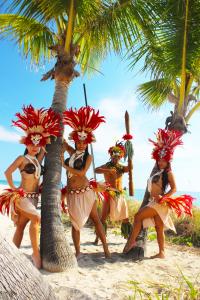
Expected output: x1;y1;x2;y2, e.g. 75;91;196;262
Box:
0;14;55;63
76;0;156;73
137;78;172;110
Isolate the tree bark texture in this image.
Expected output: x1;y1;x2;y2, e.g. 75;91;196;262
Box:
0;233;56;300
41;80;77;272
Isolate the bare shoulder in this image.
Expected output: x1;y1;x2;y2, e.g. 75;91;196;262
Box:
6;155;24;172
167;171;176;182
15;155;25;164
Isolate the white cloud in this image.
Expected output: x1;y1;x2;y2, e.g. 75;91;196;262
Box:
0;126;20;143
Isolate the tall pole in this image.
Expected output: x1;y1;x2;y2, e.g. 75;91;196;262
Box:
125;111;134;196
83;83;97;181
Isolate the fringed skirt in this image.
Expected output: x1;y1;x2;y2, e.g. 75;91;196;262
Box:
143;199;176;232
12;193;40;225
67;188;96;231
0;189;40;225
109;193;129;222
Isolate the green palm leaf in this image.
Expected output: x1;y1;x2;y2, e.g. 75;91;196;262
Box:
0;14;55;63
137;78;173;110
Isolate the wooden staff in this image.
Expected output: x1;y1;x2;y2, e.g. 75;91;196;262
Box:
125;111;134;196
83;83;97;181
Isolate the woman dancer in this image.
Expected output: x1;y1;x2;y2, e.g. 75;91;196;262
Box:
123;129;193;258
62;106;110;258
0;105;60;268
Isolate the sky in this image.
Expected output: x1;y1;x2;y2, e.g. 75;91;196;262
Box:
0;40;200;192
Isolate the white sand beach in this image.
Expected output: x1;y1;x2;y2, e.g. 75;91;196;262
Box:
0;195;200;300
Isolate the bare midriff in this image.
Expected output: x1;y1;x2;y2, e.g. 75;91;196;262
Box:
67;175;89;191
19;176;39;193
150;177;163;200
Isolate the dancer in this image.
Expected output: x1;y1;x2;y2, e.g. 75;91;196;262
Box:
94;141;132;244
0;105;60;268
62;106;110;258
123;129;194;258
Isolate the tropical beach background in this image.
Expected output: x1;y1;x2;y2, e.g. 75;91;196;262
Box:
1;45;200;201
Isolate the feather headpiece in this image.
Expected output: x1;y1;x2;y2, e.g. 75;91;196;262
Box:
108;142;126;158
12;105;61;146
63;106;105;144
149;129;183;161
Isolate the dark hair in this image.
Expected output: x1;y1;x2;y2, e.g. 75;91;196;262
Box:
74;144;89;169
156;161;171;193
82;146;89;168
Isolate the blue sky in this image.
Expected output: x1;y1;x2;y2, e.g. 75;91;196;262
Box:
0;40;200;192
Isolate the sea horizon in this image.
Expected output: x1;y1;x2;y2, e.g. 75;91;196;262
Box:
1;179;200;206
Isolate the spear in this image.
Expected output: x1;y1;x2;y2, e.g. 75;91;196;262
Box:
124;111;134;196
83;83;97;181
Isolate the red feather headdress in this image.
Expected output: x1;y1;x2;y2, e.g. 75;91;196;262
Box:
12;105;61;146
108;142;126;158
149;129;183;161
63;106;105;144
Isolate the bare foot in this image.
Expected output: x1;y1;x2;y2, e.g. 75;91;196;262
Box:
31;254;41;269
76;253;84;261
123;240;136;253
75;251;82;258
94;237;99;245
150;252;165;259
104;249;111;259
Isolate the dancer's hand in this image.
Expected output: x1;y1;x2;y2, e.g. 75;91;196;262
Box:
109;168;117;175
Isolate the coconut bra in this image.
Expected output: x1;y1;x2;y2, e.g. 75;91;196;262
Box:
21;163;45;175
20;155;44;178
64;157;83;170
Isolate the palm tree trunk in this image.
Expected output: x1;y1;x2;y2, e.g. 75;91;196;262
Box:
40;79;77;272
0;233;56;300
128;109;187;260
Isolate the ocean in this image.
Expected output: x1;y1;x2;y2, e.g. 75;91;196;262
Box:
1;180;199;206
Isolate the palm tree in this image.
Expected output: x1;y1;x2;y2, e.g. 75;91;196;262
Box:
127;0;200;259
0;0;156;271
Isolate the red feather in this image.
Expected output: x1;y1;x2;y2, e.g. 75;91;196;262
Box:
159;195;194;217
12;105;61;146
149;129;183;161
0;189;25;216
63;106;105;144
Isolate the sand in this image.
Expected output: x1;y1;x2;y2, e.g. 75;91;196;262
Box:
0;184;200;299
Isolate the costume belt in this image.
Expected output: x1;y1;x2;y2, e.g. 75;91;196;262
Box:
24;192;40;199
68;185;93;195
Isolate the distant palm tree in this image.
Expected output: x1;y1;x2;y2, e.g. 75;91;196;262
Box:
130;0;200;127
0;0;155;271
127;0;200;259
